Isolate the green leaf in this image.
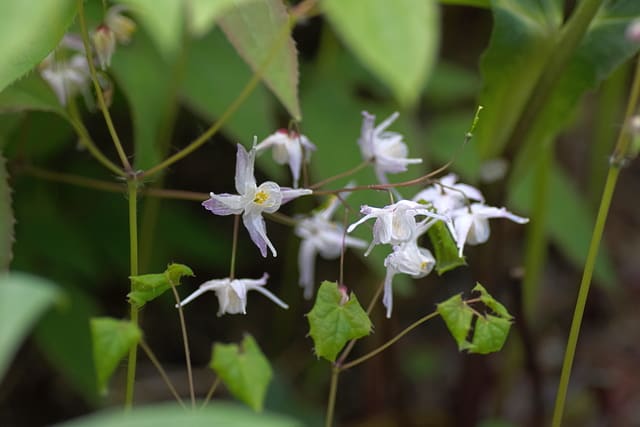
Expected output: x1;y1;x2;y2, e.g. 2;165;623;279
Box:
307;281;372;362
218;0;301;120
0;154;14;271
57;402;302;427
186;0;257;38
115;0;183;59
0;272;60;381
111;29;173;169
426;220;467;274
128;263;194;308
210;334;273;412
0;0;77;93
322;0;439;108
0;73;67;117
90;317;141;394
439;0;489;7
437;284;513;354
475;0;563;159
509;161;616;287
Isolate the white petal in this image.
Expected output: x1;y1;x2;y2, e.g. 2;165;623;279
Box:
298;239;317;299
202;193;244;215
452;214;474;257
250;285;289;309
286;141;303;188
234;144;257;195
382;264;396;318
280;187;313;205
242;211;277;257
253;181;283;213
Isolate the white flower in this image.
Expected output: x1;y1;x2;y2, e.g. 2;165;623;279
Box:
382;242;435;318
256;129;317;188
92;25;117;70
39;52;90;106
448;203;529;257
175;273;288;316
203;143;312;257
412;173;484;214
358;111;422;185
347;200;448;255
295;195;367;299
105;5;136;44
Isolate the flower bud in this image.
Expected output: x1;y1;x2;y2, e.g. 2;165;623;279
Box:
92;25;116;70
105;6;136;44
626;19;640;43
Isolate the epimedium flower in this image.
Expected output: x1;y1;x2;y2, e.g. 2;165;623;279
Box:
92;25;117;70
295;195;367;299
412;173;484;214
383;241;435;318
39;36;90;106
203;143;312;257
447;203;529;257
347;199;449;255
256;129;317;188
358;111;422;185
175;273;288;316
105;5;136;44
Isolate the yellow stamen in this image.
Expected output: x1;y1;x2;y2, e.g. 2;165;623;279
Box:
254;190;269;205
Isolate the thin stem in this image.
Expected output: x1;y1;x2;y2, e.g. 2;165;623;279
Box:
169;278;196;409
77;0;132;173
310;160;371;190
325;367;339;427
552;56;640;426
138;339;186;409
125;179;139;409
230;215;240;280
340;311;439;371
201;377;221;409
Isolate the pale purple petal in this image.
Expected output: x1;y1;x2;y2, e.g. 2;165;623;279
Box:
280;187;312;205
358;111;376;160
202;193;244;215
242;211;276;257
298;239;317;299
382;264;396;318
376;111;400;133
234;144;256;195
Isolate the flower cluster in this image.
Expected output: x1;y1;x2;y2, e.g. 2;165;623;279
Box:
179;111;528;319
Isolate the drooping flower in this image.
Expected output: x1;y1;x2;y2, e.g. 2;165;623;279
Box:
203;143;312;257
175;273;288;316
92;25;117;70
382;241;435;318
256;129;317;188
412;173;484;214
358;111;422;185
39;53;91;106
105;5;136;44
447;203;529;257
347;200;448;255
295;195;367;299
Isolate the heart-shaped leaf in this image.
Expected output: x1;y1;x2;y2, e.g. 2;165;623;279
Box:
128;263;194;308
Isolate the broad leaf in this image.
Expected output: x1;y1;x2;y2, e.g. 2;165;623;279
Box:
0;154;14;270
57;402;302;427
0;0;77;93
210;334;272;412
111;30;173;169
186;0;257;38
0;272;60;381
128;263;194;308
426;220;467;274
115;0;183;59
322;0;439;107
218;0;301;120
307;281;372;362
90;317;141;394
439;0;489;7
437;283;513;354
475;0;563;159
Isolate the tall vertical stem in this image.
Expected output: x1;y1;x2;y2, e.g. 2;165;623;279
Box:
125;179;139;409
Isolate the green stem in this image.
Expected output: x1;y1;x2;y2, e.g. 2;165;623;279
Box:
522;142;552;321
551;57;640;426
310;160;370;190
125;179;139;409
340;311;439;371
77;0;132;173
325;367;339;427
139;339;186;409
229;215;240;280
550;166;619;427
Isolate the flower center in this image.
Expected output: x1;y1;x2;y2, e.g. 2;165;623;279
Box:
254;190;269;205
420;261;429;270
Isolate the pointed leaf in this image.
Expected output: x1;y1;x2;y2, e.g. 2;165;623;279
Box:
467;314;512;354
437;293;473;350
90;317;141;395
322;0;439;107
472;283;512;319
427;220;467;274
307;281;372;362
186;0;257;38
218;0;301;120
128;263;194;308
0;154;14;271
210;334;272;412
475;0;563;158
0;0;77;93
0;272;60;381
57;402;302;427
